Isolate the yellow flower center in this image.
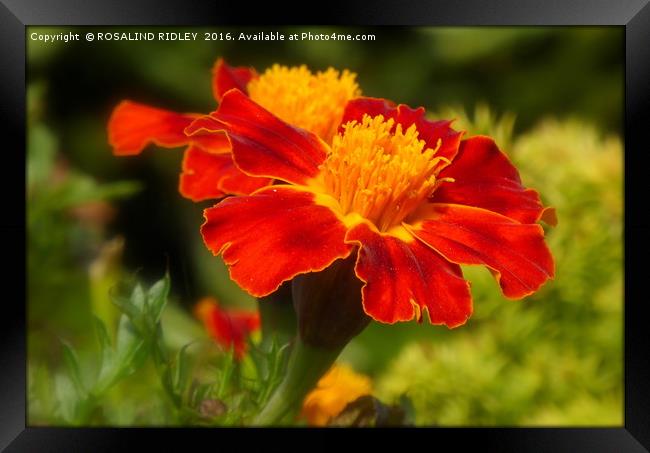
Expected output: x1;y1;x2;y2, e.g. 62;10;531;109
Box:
319;115;447;231
247;64;360;143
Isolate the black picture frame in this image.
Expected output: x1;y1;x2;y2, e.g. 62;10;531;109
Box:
4;0;649;450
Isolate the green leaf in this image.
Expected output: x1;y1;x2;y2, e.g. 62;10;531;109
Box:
93;316;113;375
112;315;147;380
93;274;178;415
173;342;195;396
217;348;236;400
159;365;179;408
128;340;151;376
246;341;266;379
147;274;170;325
130;284;146;315
151;324;170;367
60;341;86;398
110;292;140;326
111;283;148;334
192;383;215;409
54;373;77;424
256;337;290;406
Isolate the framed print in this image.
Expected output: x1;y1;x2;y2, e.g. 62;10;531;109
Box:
3;0;649;450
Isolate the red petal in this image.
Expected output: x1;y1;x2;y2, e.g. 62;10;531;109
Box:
341;97;463;164
180;146;226;201
345;223;472;327
179;146;271;201
186;90;328;185
200;298;260;359
108;101;195;156
406;203;554;299
340;97;396;123
215;162;272;196
212;58;257;102
202;186;352;297
431;136;547;224
229;310;262;334
108;100;231;156
188;130;233;154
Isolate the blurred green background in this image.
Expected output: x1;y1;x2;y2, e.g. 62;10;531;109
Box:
27;26;623;426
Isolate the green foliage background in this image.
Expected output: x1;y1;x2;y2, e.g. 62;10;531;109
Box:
27;26;623;426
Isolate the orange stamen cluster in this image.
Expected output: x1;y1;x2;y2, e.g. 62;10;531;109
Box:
319;115;448;231
247;64;360;143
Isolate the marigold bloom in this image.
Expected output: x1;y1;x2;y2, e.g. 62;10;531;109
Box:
108;59;359;201
194;297;260;359
188;91;555;327
301;364;372;426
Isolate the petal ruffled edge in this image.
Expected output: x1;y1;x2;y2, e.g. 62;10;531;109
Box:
179;146;271;201
431;136;555;225
345;223;473;327
201;186;353;297
340;97;463;164
107;100;232;156
212;58;258;102
186;89;328;185
406;203;555;299
108;100;196;156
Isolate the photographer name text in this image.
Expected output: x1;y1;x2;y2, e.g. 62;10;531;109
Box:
30;31;376;43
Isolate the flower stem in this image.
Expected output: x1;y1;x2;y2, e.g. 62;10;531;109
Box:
257;281;296;351
253;337;341;425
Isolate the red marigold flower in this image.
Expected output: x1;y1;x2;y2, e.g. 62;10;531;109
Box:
188;91;556;327
194;297;260;359
108;59;360;201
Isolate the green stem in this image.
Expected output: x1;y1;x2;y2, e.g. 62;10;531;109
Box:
253;338;341;425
